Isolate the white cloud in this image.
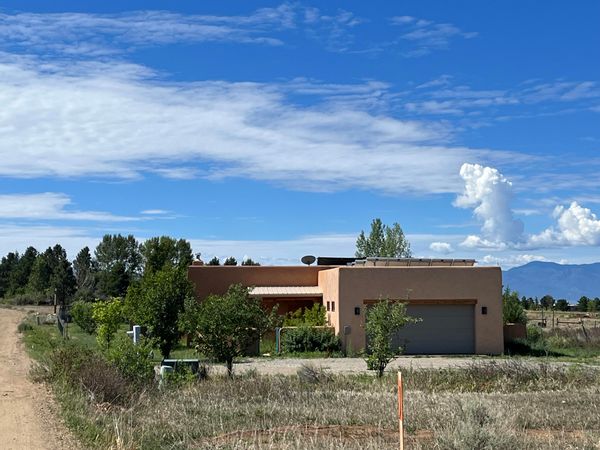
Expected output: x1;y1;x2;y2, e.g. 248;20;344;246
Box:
392;17;477;57
528;202;600;247
455;163;524;245
454;164;600;251
429;242;454;254
0;7;297;55
140;209;170;215
0;193;136;222
0;57;517;195
480;254;548;268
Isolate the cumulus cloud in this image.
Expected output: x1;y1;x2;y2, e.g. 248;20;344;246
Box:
455;164;600;250
528;202;600;247
0;57;517;195
0;193;136;222
455;163;524;246
429;242;454;254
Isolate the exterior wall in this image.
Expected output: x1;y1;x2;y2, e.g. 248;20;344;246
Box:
334;266;503;355
318;268;340;330
187;266;331;301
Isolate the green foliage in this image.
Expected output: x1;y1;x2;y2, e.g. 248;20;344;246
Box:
207;256;220;265
555;298;570;311
502;286;527;324
124;266;193;359
281;327;341;354
223;256;237;266
241;258;260;266
355;218;411;258
578;296;589;312
192;284;275;376
365;299;420;377
283;303;326;327
92;298;124;348
140;236;193;274
95;234;142;298
105;334;154;385
73;246;97;301
588;297;600;312
540;294;555;309
71;300;97;334
17;320;34;333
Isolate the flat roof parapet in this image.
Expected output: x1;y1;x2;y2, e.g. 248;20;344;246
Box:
353;258;476;267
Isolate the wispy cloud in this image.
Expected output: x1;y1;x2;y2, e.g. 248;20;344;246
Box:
0;193;137;222
0;6;297;55
391;16;477;57
0;56;525;195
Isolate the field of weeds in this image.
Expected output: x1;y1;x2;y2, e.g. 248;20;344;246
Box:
23;320;600;449
42;361;600;448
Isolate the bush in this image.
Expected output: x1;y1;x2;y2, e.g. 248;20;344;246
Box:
17;321;33;333
105;334;155;386
281;327;341;354
92;298;123;348
5;292;48;305
70;300;97;334
283;303;326;327
42;344;132;405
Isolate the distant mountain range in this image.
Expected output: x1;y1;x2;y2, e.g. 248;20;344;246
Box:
502;261;600;302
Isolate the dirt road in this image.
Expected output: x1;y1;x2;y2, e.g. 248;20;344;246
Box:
0;308;76;450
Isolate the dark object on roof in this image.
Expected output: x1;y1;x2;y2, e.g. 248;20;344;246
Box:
317;257;357;266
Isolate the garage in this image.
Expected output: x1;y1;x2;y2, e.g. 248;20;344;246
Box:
367;303;475;355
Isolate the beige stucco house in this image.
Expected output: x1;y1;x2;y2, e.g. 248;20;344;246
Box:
187;258;503;355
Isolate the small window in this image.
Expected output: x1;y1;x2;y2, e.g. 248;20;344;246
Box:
354;307;361;315
326;301;331;312
481;306;488;315
331;301;335;312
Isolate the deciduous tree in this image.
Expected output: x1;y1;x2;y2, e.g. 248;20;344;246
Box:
355;218;411;258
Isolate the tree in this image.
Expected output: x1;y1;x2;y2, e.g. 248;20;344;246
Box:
365;299;420;377
50;244;76;306
95;234;142;298
140;236;193;274
223;256;238;266
207;256;221;266
92;298;123;348
0;252;21;298
540;295;555;310
241;258;260;266
503;286;527;324
355;218;411;258
124;266;194;359
578;296;590;312
73;246;97;301
190;284;275;376
10;247;38;295
588;298;600;312
555;299;570;311
27;247;56;295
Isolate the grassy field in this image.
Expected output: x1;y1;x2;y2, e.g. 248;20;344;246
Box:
21;316;600;449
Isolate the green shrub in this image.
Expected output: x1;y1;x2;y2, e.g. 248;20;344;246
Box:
92;298;123;348
70;300;97;334
283;303;326;327
281;327;341;353
5;292;48;305
17;321;33;333
503;287;527;324
106;334;155;385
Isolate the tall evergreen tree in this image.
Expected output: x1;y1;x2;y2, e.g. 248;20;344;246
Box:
73;246;97;301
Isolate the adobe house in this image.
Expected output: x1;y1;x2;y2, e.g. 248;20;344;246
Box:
187;258;504;355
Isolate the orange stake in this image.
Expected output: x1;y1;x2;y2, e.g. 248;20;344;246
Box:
398;371;404;450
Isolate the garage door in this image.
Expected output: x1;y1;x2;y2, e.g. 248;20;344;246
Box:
368;304;475;354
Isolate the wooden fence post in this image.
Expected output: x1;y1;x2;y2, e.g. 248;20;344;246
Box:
398;371;404;450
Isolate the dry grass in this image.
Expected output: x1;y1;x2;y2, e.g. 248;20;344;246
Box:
49;361;600;449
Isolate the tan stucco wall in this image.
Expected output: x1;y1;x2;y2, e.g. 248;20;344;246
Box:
187;266;331;301
331;266;503;355
318;268;340;330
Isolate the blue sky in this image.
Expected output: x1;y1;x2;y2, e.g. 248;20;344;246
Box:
0;1;599;267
